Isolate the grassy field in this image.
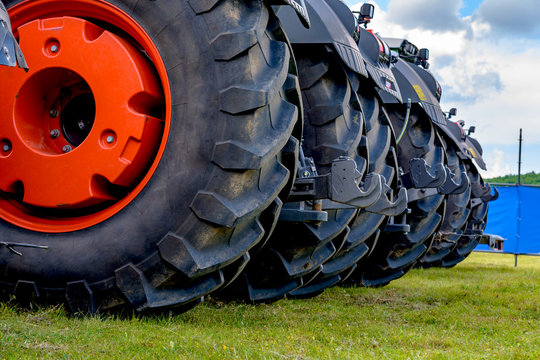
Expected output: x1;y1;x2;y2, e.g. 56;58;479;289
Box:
1;252;539;359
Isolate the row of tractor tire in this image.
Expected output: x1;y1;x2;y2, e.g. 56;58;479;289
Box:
0;0;497;314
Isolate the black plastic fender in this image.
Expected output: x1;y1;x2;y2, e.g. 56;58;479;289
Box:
410;66;441;100
383;58;446;124
276;0;368;77
464;134;487;170
272;0;311;27
427;118;487;171
356;28;401;101
277;0;402;102
406;66;487;170
324;0;356;34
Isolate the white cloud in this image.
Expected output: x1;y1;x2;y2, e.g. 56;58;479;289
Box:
351;2;469;58
479;148;512;178
438;45;540;146
386;0;465;32
350;0;540;175
476;0;540;35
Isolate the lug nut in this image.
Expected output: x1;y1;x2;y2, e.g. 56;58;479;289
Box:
302;170;310;177
106;135;115;144
2;144;11;152
50;44;59;53
49;108;59;118
62;145;72;153
50;129;60;139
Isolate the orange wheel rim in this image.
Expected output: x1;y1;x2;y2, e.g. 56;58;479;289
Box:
0;0;171;232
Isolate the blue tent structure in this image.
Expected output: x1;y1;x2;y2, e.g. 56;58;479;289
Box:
479;184;540;255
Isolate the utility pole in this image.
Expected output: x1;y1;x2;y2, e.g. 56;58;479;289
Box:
518;128;522;186
516;128;523;267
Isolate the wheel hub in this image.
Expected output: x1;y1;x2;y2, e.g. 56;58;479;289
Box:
59;85;95;148
0;16;164;209
0;1;170;233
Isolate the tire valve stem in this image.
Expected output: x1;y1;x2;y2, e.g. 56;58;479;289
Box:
62;145;73;153
50;129;60;139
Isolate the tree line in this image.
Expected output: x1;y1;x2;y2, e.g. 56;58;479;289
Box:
486;171;540;185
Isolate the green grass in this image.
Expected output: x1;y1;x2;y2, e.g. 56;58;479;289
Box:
1;253;539;359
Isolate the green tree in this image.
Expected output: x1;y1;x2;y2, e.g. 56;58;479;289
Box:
487;171;540;185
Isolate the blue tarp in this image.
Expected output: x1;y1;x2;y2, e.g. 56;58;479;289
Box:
479;185;540;255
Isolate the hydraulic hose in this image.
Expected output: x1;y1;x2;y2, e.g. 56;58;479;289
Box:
396;98;412;144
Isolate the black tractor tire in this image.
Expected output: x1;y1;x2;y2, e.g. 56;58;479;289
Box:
441;163;489;268
417;137;471;268
219;45;364;302
290;83;403;298
348;105;446;287
215;4;303;290
0;0;299;313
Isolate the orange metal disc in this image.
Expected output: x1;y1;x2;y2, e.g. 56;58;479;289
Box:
0;0;171;232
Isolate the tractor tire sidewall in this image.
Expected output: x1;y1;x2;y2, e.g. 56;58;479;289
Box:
227;44;364;301
418;136;471;267
442;162;489;267
1;0;295;309
351;103;446;286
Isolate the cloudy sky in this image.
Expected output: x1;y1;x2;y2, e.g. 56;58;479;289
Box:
345;0;540;178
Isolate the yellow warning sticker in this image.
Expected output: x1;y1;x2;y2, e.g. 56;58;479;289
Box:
413;85;427;101
468;147;477;158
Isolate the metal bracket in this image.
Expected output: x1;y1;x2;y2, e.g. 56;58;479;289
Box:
0;242;48;256
471;182;499;202
330;158;383;208
406;187;438;203
470;197;483;208
278;208;328;222
0;4;28;70
384;223;410;232
438;165;470;195
478;233;505;251
365;183;408;216
401;158;446;189
383;209;410;233
467;184;499;209
288;157;384;209
287;176;328;202
320;199;356;210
